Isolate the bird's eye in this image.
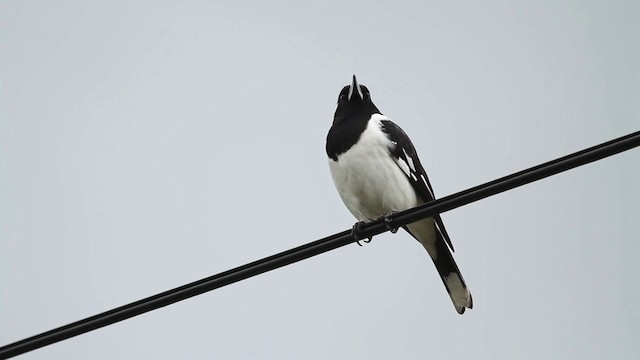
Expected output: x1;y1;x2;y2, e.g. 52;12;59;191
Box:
338;94;347;101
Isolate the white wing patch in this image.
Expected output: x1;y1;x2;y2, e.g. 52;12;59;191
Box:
395;158;411;177
395;148;423;188
402;148;416;171
395;150;422;188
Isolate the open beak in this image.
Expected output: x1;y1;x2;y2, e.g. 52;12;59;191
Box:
347;74;364;100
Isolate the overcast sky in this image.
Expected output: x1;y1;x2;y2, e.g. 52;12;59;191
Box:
1;1;639;359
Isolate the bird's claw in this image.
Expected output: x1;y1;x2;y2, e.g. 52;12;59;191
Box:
352;221;372;246
384;215;398;233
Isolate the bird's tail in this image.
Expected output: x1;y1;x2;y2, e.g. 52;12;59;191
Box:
430;234;473;314
406;219;472;314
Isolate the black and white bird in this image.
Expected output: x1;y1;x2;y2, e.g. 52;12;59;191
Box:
326;76;473;314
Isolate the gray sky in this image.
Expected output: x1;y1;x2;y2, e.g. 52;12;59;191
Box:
1;1;639;359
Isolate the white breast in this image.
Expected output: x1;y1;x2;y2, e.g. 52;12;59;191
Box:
328;115;418;221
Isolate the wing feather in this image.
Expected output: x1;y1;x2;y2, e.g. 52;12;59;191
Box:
380;120;455;252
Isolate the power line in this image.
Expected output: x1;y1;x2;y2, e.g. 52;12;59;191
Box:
1;129;639;359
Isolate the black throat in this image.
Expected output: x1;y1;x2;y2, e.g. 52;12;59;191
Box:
326;113;371;161
326;83;381;161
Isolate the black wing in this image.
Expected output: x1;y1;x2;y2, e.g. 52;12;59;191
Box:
380;120;455;251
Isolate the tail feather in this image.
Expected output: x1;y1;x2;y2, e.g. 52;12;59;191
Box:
405;218;472;314
432;237;473;314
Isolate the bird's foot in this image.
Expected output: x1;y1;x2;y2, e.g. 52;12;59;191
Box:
383;215;398;234
351;221;372;246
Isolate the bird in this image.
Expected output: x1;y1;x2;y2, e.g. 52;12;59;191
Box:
325;75;473;314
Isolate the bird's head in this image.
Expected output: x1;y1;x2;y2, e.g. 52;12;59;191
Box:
334;75;380;121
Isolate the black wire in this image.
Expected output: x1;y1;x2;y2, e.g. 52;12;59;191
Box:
1;130;639;359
